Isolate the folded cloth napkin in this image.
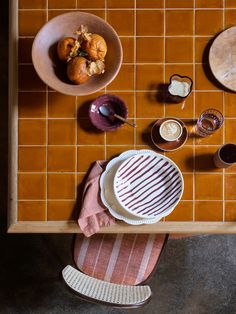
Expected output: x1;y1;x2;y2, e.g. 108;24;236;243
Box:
78;160;116;237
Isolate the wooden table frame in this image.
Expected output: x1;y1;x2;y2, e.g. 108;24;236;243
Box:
8;1;236;233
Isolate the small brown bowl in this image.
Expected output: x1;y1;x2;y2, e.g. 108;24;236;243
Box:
32;11;123;96
151;118;188;151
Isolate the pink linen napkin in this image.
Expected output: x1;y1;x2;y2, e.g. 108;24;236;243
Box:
78;160;116;237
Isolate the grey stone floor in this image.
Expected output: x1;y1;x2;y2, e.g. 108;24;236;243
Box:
0;234;235;314
1;1;236;313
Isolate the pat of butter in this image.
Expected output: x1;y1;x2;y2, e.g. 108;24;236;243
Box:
168;80;190;97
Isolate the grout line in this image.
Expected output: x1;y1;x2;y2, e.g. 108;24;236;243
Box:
163;0;166;222
19;62;212;65
104;0;107;159
192;0;196;222
133;0;137;147
45;0;48;221
18;144;231;147
75;95;78;198
17;199;233;202
18;35;220;38
18;8;232;11
17;171;227;175
222;0;225;222
19;89;226;93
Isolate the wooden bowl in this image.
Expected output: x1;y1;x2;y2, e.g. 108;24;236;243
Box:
32;12;123;96
209;26;236;91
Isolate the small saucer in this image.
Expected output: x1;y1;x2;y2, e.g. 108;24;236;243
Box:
151;118;188;152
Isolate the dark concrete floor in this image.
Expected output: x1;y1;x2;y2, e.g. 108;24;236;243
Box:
0;234;235;314
1;1;236;313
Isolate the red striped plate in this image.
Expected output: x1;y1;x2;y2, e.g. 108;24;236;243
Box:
113;152;184;219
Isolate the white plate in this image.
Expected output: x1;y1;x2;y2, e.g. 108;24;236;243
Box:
100;150;163;225
113;152;184;219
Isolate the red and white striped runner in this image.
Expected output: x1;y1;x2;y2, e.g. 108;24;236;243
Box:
74;233;167;285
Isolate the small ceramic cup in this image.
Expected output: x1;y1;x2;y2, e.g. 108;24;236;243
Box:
213;143;236;168
167;74;193;103
159;119;183;142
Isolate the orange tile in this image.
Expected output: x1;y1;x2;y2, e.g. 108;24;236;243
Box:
18;173;46;200
225;202;236;221
77;92;103;118
77;146;105;171
195;64;220;90
18;92;46;118
48;92;76;118
225;93;236;117
18;38;33;63
195;37;212;63
107;10;134;36
136;91;164;118
19;0;46;8
195;127;223;145
165;93;194;119
166;37;193;63
48;119;76;145
77;118;105;145
48;0;76;9
19;147;46;172
166;10;194;36
18;119;46;145
195;173;223;200
136;38;164;63
136;119;154;146
78;0;105;8
195;146;222;172
225;9;236;28
166;0;193;7
226;0;236;7
48;173;75;199
107;65;134;90
107;0;134;8
137;0;164;8
106;145;135;159
18;201;46;221
120;37;134;63
19;10;47;36
137;10;164;36
47;146;76;172
165;64;193;86
195;10;223;36
196;0;223;7
195;91;223;117
108;92;135;118
182;173;193;200
106;123;135;145
18;65;46;91
195;201;223;221
47;10;105;21
225;119;236;143
166;146;194;172
136;65;164;90
48;200;76;220
225;174;236;200
165;201;193;221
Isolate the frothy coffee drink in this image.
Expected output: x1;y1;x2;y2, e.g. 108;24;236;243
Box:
160;120;182;141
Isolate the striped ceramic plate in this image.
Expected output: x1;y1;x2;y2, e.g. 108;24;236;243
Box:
113;152;184;219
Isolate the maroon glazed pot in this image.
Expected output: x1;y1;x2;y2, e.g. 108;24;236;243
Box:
89;94;128;131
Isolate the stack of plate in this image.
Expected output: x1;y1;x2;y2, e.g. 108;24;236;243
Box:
100;150;184;225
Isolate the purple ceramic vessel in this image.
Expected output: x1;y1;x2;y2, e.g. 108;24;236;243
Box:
89;94;128;131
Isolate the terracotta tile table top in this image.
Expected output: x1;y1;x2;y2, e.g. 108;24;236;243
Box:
8;0;236;233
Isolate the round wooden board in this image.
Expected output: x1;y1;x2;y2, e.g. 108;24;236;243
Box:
209;26;236;92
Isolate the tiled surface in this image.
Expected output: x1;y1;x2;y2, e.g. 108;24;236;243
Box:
16;0;236;224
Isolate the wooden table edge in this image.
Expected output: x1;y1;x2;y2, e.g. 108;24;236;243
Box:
7;221;236;234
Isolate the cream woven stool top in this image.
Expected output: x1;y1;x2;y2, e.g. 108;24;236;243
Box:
62;265;152;307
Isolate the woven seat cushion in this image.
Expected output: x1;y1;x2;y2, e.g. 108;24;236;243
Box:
74;234;167;285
